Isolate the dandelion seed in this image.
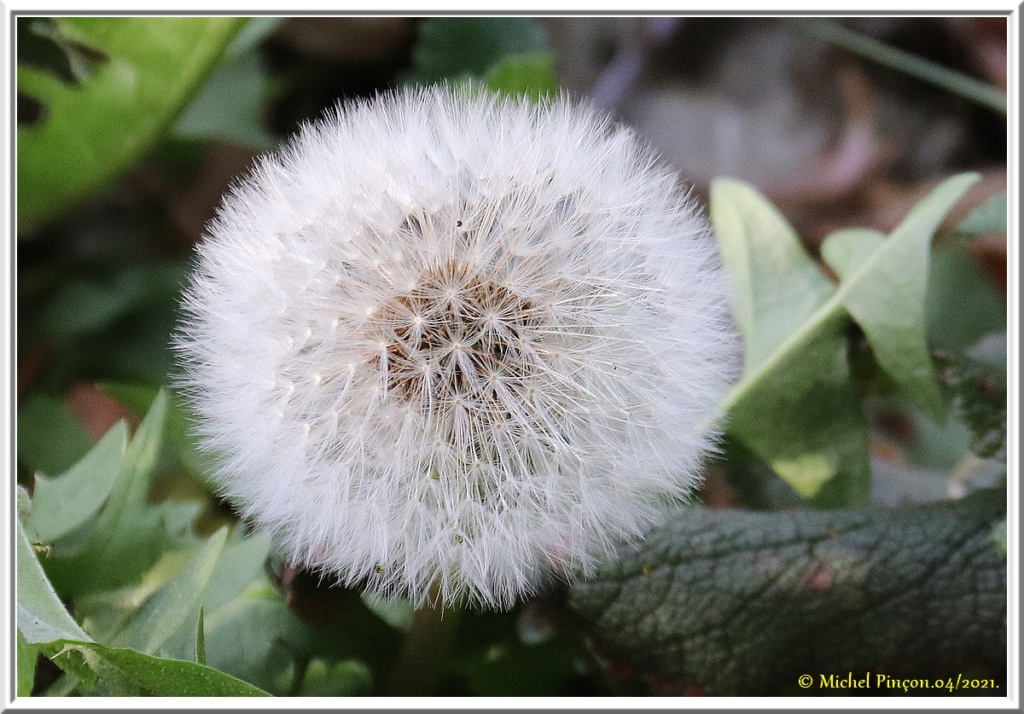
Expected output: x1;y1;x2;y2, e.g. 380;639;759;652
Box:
175;86;738;610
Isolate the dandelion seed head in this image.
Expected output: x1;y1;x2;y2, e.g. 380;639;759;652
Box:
175;86;738;609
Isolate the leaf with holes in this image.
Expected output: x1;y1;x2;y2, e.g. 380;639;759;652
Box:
17;17;245;233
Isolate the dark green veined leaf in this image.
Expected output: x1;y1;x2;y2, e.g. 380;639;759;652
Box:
566;490;1006;695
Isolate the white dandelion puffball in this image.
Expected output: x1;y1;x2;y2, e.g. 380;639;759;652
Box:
177;86;737;610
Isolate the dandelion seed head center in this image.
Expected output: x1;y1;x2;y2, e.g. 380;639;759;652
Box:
369;258;541;415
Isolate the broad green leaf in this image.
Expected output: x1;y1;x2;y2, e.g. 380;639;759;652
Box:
111;527;271;671
58;642;272;696
100;382;220;482
174;49;276;150
711;178;869;504
822;174;979;421
200;529;273;613
169;569;387;694
223;17;283;58
818;228;886;275
406;17;547;85
18;630;38;697
193;581;312;693
484;52;558;100
956;192;1006;236
19;516;270;696
17;395;93;476
109;528;228;654
69;548;196;644
566;489;1006;695
153;528;274;661
16;503;92;645
712;179;836;373
927;246;1006;350
17;17;246;233
44;390;199;595
29;422;128;543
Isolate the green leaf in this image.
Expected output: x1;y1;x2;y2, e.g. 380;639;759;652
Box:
29;422;128;543
956;192;1006;236
361;592;415;631
711;178;869;504
195;608;206;666
991;519;1007;555
61;642;272;696
109;528;228;654
151;528;273;664
224;17;284;58
200;529;273;613
192;581;311;693
174;48;276;150
20;501;271;696
927;245;1006;350
18;17;246;233
39;272;148;340
712;179;836;373
933;348;1007;459
821;173;979;420
566;489;1006;695
406;17;547;85
18;626;39;696
16;503;92;645
44;390;199;595
483;52;558;100
17;395;93;477
100;382;221;482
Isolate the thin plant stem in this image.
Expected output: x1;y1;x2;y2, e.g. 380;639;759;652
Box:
795;18;1007;115
383;596;460;696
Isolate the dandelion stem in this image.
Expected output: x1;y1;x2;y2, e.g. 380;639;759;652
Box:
794;18;1006;115
383;598;460;696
